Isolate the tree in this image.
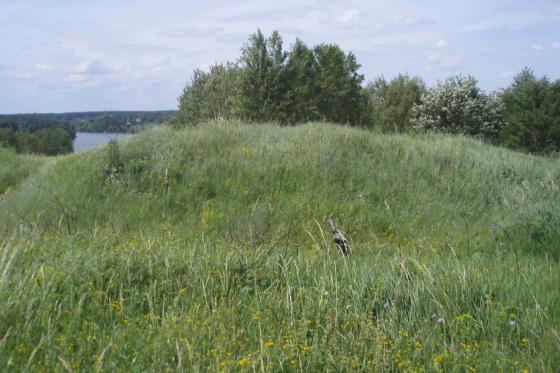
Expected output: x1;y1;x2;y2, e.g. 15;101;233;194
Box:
378;74;425;133
36;128;73;155
412;75;504;141
283;39;319;124
174;63;242;127
239;29;288;122
173;30;371;127
0;128;17;149
363;76;388;128
500;68;560;153
313;44;365;125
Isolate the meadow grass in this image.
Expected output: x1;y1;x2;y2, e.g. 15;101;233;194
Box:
0;147;46;196
0;122;559;371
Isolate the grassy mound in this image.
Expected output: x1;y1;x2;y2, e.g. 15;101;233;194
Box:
0;122;559;371
2;122;559;257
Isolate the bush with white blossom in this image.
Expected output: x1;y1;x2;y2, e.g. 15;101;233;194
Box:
412;75;504;141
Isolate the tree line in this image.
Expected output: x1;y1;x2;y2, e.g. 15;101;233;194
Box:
0;111;176;155
0;111;175;134
172;30;560;155
0;127;73;155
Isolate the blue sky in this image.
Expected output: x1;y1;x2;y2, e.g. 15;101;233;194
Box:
1;0;559;113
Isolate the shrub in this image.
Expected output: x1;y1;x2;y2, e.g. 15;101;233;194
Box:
412;76;504;141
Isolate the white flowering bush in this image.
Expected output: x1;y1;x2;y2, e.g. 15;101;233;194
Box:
412;76;504;141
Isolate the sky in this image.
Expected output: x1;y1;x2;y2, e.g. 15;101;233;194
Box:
0;0;559;114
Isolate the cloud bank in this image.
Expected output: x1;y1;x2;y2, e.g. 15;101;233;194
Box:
0;0;559;113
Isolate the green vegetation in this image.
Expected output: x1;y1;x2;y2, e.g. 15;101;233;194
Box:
0;115;75;155
374;74;426;133
0;110;176;155
0;122;559;371
500;68;560;154
0;147;46;195
411;76;504;141
172;30;368;127
70;111;175;133
0;127;74;155
0;110;175;135
174;30;560;156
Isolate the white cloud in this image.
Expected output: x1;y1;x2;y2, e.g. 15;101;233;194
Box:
77;61;112;76
426;50;461;69
532;44;544;51
499;70;515;78
385;15;434;28
1;0;559;112
321;8;362;29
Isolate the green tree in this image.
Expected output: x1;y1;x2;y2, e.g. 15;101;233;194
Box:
174;63;242;127
283;39;319;124
36;128;73;155
313;44;365;125
0;128;17;149
239;29;288;123
412;75;504;141
378;74;425;133
363;76;388;128
500;68;560;153
15;132;39;154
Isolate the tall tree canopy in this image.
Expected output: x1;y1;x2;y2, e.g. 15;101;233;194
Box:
175;30;369;127
500;68;560;153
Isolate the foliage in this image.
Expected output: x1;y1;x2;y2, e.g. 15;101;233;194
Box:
500;68;560;154
363;76;388;128
0;114;76;139
239;30;289;123
283;39;320;124
412;75;505;141
175;30;369;127
174;63;242;126
0;111;175;134
377;74;426;133
0;127;73;155
313;44;367;125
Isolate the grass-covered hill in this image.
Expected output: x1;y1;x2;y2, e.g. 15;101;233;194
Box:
0;122;559;371
2;122;559;257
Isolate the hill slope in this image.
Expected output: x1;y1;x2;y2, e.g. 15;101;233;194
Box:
1;122;559;371
0;147;46;196
1;122;558;257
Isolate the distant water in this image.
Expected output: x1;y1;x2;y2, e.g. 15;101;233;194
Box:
74;132;133;153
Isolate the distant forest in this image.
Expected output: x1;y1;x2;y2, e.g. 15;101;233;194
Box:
0;110;175;133
0;111;175;155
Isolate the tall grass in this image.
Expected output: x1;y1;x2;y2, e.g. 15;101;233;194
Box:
0;232;558;371
0;147;46;196
0;122;559;371
1;122;558;257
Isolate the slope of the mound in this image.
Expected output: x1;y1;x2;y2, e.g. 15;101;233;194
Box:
0;147;46;196
1;122;558;256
